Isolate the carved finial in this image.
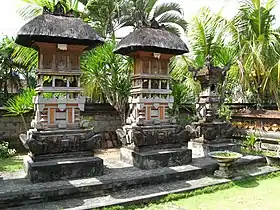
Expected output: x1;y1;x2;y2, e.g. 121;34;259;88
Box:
65;9;75;17
43;6;51;14
53;1;65;16
150;17;160;29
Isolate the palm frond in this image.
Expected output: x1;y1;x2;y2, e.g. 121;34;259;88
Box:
158;13;188;32
153;2;184;18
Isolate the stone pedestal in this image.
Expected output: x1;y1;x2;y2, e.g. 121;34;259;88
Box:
24;154;103;183
118;124;193;169
189;141;241;157
187;121;240;157
120;147;192;170
20;129;104;182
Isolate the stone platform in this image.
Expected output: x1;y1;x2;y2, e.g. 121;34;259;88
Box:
120;147;192;169
0;149;268;209
24;155;103;183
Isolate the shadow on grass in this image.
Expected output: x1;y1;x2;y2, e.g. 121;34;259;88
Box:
233;177;259;188
0;156;23;172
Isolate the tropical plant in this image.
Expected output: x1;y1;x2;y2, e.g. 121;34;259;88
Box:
169;56;201;116
81;41;133;123
121;0;188;35
231;0;280;107
168;80;196;120
0;142;16;158
84;0;129;38
243;133;258;151
187;7;237;69
0;36;24;102
4;89;36;132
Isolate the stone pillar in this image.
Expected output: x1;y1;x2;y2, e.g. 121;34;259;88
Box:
188;55;241;157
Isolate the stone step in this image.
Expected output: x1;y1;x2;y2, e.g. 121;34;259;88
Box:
7;164;279;210
0;155;265;209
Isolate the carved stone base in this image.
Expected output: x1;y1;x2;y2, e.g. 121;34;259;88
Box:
188;141;241;157
20;129;104;183
120;147;192;170
24;154;103;183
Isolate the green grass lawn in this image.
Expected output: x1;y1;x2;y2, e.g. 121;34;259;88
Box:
0;155;24;172
138;175;280;210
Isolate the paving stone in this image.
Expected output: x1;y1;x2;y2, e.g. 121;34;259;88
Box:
7;165;278;210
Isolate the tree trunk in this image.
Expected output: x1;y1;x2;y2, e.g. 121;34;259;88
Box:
20;114;28;133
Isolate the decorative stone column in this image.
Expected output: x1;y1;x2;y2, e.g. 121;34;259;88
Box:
115;21;192;169
188;55;241;157
16;3;104;183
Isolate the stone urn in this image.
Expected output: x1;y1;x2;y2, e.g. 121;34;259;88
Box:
208;151;243;178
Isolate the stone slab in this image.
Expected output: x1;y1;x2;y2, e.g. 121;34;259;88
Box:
8;165;279;210
120;147;192;169
189;141;241;157
24;155;104;183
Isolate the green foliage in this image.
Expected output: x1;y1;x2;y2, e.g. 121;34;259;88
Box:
0;154;23;172
242;133;259;150
4;88;35;116
121;0;187;36
217;105;232;121
231;0;280;106
0;141;16;159
85;0;128;38
81;41;132;123
4;88;36;132
0;36;23;98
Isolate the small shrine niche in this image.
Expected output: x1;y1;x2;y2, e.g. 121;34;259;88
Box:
33;42;86;130
128;51;173;125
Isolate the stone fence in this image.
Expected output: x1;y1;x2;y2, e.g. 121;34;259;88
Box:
230;104;280;151
0;103;122;152
2;102;280;152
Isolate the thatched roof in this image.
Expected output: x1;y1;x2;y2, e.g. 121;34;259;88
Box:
15;12;104;50
114;27;189;55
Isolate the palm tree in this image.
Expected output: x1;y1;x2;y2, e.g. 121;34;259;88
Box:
81;41;133;123
231;0;280;107
0;37;23;101
121;0;188;35
84;0;129;38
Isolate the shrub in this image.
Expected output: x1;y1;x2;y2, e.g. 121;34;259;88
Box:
0;141;16;158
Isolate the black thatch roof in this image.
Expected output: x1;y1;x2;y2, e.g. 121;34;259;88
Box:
15;13;104;50
114;27;189;55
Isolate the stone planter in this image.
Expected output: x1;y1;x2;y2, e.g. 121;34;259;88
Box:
208;151;243;178
265;155;280;166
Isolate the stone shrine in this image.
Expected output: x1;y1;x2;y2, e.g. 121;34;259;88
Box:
115;21;192;169
188;55;240;157
16;2;104;183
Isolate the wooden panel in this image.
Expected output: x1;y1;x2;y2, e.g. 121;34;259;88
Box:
50;108;55;124
66;104;78;107
68;108;73;123
147;107;151;120
159;107;164;120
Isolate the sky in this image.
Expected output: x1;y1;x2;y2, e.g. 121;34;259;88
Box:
0;0;280;38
